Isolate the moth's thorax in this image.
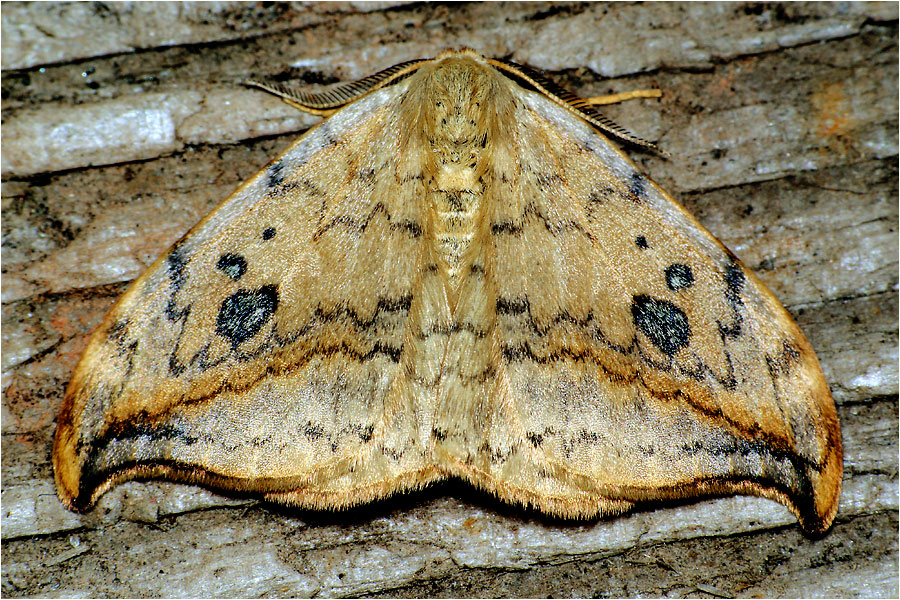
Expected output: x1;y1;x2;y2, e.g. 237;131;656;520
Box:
404;58;513;288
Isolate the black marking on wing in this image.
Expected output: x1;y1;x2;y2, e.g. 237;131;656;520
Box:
677;435;816;514
527;430;547;448
631;295;691;356
166;244;189;291
76;413;386;512
718;259;746;339
491;221;521;235
167;292;415;380
356;424;375;443
497;296;530;315
766;339;802;377
534;172;564;190
310;295;412;332
216;285;279;349
299;178;326;198
585;186;619;221
106;318;138;377
494;293;738;390
553;424;817;516
164;243;191;324
628;172;646;201
314;202;423;240
106;319;131;353
267;161;285;188
103;419;202;449
665;263;695;291
490;201;592;239
163;244;193;375
216;253;248;281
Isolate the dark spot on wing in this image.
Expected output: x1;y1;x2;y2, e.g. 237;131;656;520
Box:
301;422;325;441
165;244;191;322
632;295;691;356
395;219;423;237
262;227;276;240
718;261;746;338
665;263;695;291
107;318;129;343
636;235;648;249
166;244;189;291
491;221;521;235
356;424;374;442
527;432;544;447
767;339;802;376
725;263;745;298
629;172;646;201
216;253;247;281
267;161;285;188
497;296;529;315
216;285;279;349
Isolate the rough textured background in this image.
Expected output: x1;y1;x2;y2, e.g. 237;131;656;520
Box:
2;2;897;597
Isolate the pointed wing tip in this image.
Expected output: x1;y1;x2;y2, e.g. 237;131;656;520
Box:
52;456;94;514
805;455;844;536
57;487;95;514
53;413;89;513
796;495;840;536
777;439;842;535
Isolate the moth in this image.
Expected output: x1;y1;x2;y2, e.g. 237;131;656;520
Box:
53;48;843;534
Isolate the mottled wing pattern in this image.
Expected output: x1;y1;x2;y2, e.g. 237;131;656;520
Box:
443;89;842;533
53;86;446;511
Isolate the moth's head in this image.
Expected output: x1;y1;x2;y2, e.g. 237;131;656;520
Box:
405;51;513;133
434;46;484;61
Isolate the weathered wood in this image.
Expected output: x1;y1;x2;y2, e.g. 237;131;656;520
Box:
2;2;897;597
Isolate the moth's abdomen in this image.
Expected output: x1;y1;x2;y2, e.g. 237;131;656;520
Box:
431;160;484;285
426;101;490;286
